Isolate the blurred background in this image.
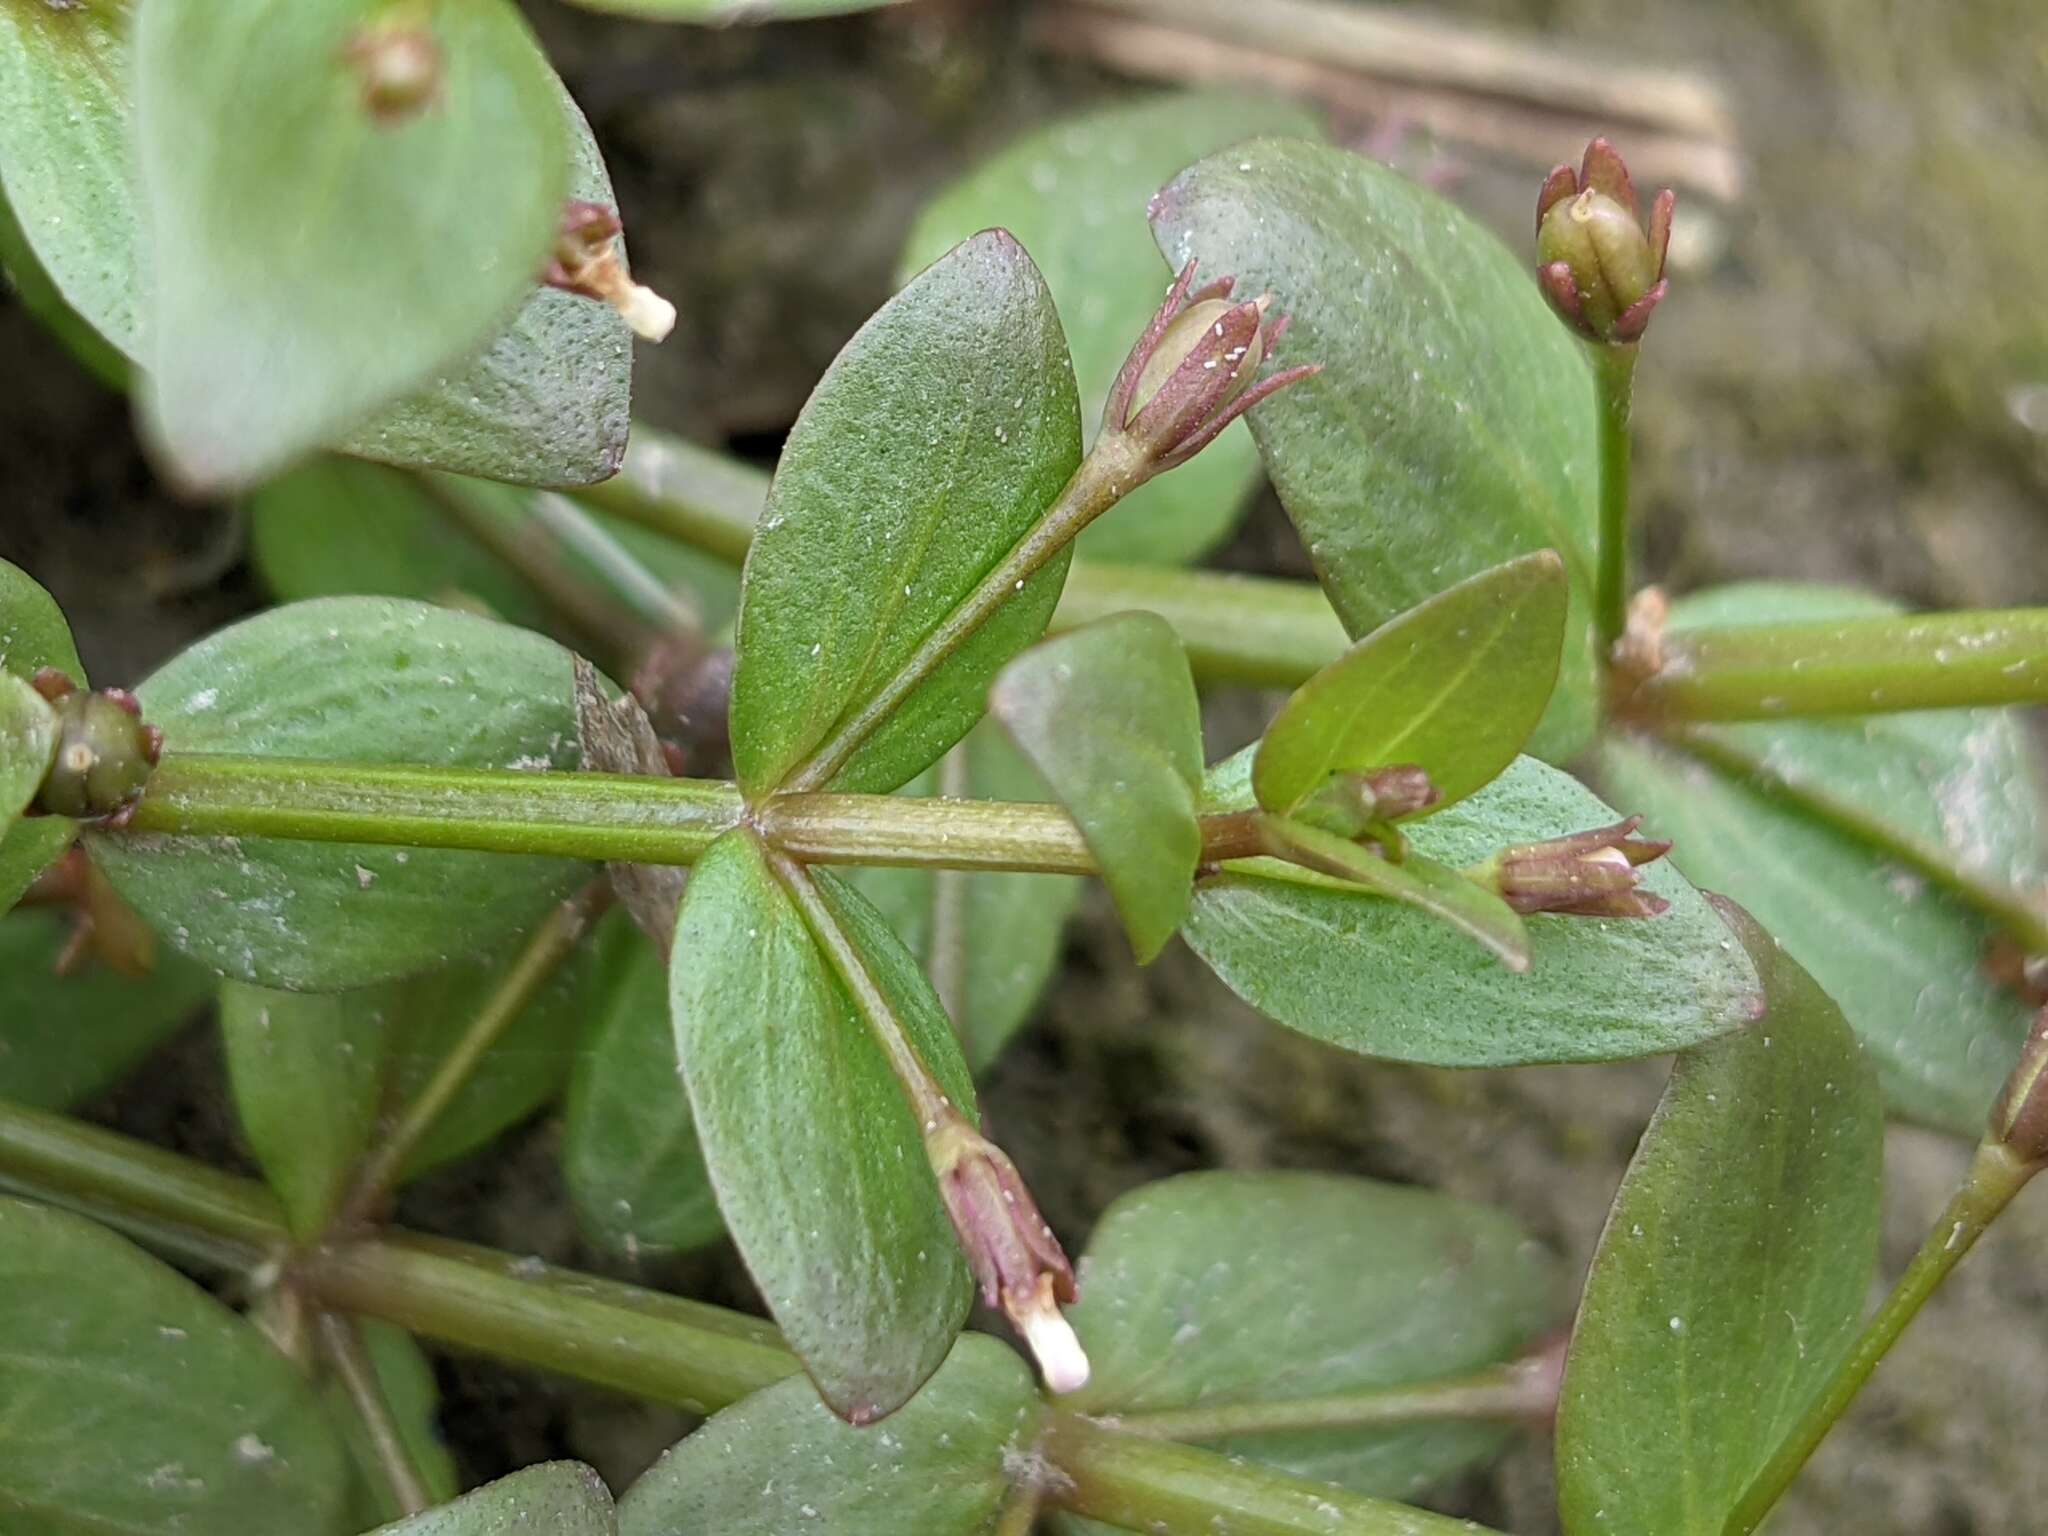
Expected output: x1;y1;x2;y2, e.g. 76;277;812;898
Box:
3;0;2045;1528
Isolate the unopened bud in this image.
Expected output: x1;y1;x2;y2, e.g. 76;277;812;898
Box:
1103;260;1318;473
928;1116;1087;1393
1535;139;1673;345
344;19;443;125
544;201;676;343
1479;816;1671;918
1294;764;1442;839
30;678;161;824
1990;1008;2048;1171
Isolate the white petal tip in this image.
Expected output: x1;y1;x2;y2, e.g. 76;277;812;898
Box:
1023;1309;1091;1395
621;285;676;342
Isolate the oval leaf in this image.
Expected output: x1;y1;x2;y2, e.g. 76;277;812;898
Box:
1596;582;2048;1134
670;831;973;1421
1556;899;1884;1536
729;230;1082;796
135;0;568;488
370;1461;613;1536
991;613;1202;961
564;924;722;1258
1254;550;1567;816
1151;138;1600;762
0;560;82;912
0;1196;352;1532
617;1334;1040;1536
900;90;1320;565
1185;749;1760;1065
220;981;389;1239
1067;1170;1557;1502
88;597;589;991
1;670;57;824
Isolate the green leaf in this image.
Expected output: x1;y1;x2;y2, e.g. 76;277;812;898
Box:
845;723;1083;1070
370;1462;614;1536
669;831;972;1421
0;1196;352;1532
1555;899;1884;1536
1151;138;1600;763
0;0;138;366
617;1334;1039;1536
0;908;213;1109
134;0;568;489
0;187;130;390
900;91;1320;565
0;671;56;825
1185;749;1760;1065
1067;1170;1557;1503
729;229;1082;796
0;560;85;908
1595;582;2048;1135
87;596;589;991
569;0;899;18
220;981;389;1239
329;1322;459;1529
1254;551;1567;816
991;614;1201;961
564;925;722;1258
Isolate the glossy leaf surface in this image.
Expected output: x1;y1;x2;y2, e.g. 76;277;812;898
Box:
369;1462;614;1536
0;559;83;910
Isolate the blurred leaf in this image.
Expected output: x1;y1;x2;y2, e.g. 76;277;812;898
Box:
134;0;567;489
1151;138;1600;762
565;924;722;1258
88;597;588;991
1254;551;1567;817
0;0;138;363
369;1462;613;1536
0;560;85;908
1;672;56;823
845;724;1082;1071
569;0;900;18
1556;900;1883;1536
0;188;130;390
729;230;1080;796
0;908;212;1109
1596;582;2048;1135
617;1334;1038;1536
669;832;972;1421
0;1196;352;1532
900;91;1320;565
329;1322;459;1529
1067;1170;1557;1502
991;614;1201;961
220;981;390;1239
1185;749;1759;1065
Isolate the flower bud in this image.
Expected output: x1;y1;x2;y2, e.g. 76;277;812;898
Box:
1103;261;1319;473
543;201;677;343
1535;139;1674;345
1479;816;1671;918
1989;1008;2048;1172
1294;764;1442;840
30;679;162;824
927;1116;1087;1394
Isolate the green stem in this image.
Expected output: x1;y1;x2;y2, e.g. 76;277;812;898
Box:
1046;1414;1502;1536
1658;727;2048;953
1619;608;2048;721
317;1310;433;1517
574;428;765;568
339;884;610;1225
784;435;1147;792
1725;1141;2034;1535
1591;343;1639;657
1112;1356;1557;1443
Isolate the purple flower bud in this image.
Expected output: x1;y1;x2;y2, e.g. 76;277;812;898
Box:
543;201;675;342
1535;139;1674;345
1294;764;1442;840
928;1117;1087;1393
1485;816;1672;918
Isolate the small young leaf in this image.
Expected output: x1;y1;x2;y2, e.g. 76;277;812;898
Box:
328;1322;460;1529
87;597;589;990
1151;139;1600;762
134;0;568;488
220;981;391;1239
1185;750;1759;1066
1067;1171;1558;1502
617;1334;1040;1536
991;613;1202;961
845;724;1083;1069
565;925;722;1258
0;1196;353;1532
368;1461;614;1536
1596;583;2048;1135
0;671;57;824
670;831;973;1421
1555;899;1883;1536
0;559;82;911
900;90;1320;565
1254;551;1567;817
0;908;213;1109
729;230;1081;796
